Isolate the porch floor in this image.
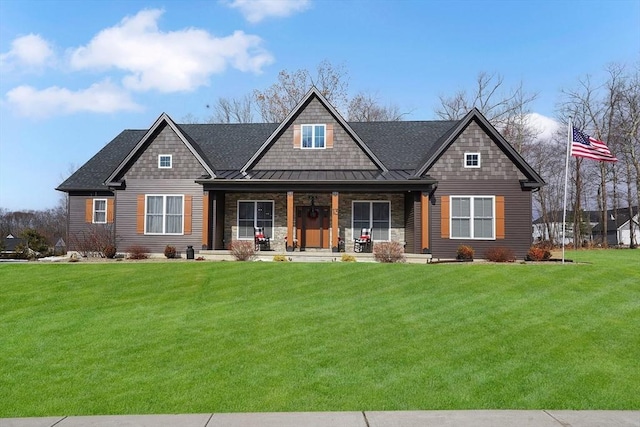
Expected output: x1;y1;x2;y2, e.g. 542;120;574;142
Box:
198;249;432;263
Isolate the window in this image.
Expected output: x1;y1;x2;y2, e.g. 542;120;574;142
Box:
450;196;494;239
145;195;183;234
158;154;172;168
352;201;390;241
465;152;480;168
301;124;325;149
237;201;274;239
93;199;107;223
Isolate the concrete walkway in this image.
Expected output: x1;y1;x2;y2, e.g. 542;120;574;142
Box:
2;411;639;427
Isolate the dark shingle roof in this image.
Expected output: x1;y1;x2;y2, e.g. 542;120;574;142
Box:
57;130;146;191
57;120;458;192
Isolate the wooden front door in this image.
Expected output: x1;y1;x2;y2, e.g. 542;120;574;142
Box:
296;206;330;249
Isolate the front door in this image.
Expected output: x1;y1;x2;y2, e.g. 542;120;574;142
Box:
297;206;330;249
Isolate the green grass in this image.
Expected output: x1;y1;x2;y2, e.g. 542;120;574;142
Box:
1;249;639;416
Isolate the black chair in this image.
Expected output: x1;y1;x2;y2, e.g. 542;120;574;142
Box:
354;228;373;253
254;227;271;251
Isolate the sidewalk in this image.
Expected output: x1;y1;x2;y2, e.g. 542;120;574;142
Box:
2;410;639;427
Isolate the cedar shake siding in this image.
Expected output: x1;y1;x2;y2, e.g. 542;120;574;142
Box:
254;98;377;170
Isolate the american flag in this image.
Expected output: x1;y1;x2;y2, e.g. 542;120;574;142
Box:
571;127;618;162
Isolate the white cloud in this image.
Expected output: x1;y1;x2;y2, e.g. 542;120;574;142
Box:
224;0;310;23
0;34;55;71
5;80;142;118
69;8;274;93
527;112;561;142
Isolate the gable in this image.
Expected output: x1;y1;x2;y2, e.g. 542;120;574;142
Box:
253;97;377;170
122;122;209;180
428;120;525;181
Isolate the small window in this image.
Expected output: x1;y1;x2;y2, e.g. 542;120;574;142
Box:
158;155;172;168
301;124;325;149
93;199;107;224
464;152;480;168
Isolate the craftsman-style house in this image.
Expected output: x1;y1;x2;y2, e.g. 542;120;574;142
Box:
57;87;544;259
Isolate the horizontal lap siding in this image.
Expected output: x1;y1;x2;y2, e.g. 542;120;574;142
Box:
431;180;532;259
68;194;115;251
116;179;203;254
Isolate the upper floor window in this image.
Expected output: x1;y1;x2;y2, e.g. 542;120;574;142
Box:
301;124;325;149
93;199;107;223
464;153;480;168
146;195;183;234
158;154;172;169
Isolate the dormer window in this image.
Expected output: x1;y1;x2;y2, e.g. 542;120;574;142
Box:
464;152;480;168
301;124;325;149
159;154;172;168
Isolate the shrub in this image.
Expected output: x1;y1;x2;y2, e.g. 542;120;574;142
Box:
69;224;115;258
164;245;177;259
103;244;117;259
126;245;149;260
273;254;288;262
484;246;516;262
229;240;256;261
456;245;474;260
341;253;356;262
527;246;551;261
373;241;406;263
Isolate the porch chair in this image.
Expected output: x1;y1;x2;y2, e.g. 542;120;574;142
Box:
354;228;373;253
254;227;271;251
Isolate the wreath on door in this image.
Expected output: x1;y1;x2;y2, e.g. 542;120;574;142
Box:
307;208;319;220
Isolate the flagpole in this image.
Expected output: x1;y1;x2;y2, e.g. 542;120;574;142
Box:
561;119;572;264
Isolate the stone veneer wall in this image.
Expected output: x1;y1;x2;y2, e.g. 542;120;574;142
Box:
223;192;405;252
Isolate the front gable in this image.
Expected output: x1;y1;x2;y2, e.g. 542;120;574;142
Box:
415;109;544;188
242;87;386;172
106;113;215;185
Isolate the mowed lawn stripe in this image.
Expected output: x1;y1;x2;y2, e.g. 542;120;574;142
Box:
1;251;638;416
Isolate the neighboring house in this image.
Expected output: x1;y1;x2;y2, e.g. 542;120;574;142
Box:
57;88;545;259
1;234;22;257
533;206;639;247
591;207;639;246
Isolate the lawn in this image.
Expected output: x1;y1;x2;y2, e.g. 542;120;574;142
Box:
1;249;639;417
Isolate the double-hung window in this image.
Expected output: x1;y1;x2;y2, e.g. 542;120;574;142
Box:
145;195;183;234
93;199;107;223
237;201;274;239
301;124;325;149
450;196;494;239
352;201;390;241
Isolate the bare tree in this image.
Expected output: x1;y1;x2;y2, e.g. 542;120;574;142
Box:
347;91;406;122
435;72;539;151
207;94;255;123
254;60;350;122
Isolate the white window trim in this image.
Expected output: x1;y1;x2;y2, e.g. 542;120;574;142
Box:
351;200;391;242
236;200;275;240
450;195;495;240
93;198;107;224
464;152;481;168
158;154;172;169
144;194;184;235
301;124;326;149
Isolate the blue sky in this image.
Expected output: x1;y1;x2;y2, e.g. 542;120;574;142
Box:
1;0;638;211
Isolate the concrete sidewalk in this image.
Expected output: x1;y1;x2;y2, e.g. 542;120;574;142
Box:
2;411;639;427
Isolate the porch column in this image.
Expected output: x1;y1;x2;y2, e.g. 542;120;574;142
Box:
421;191;430;253
331;192;339;252
286;191;294;252
202;191;210;250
